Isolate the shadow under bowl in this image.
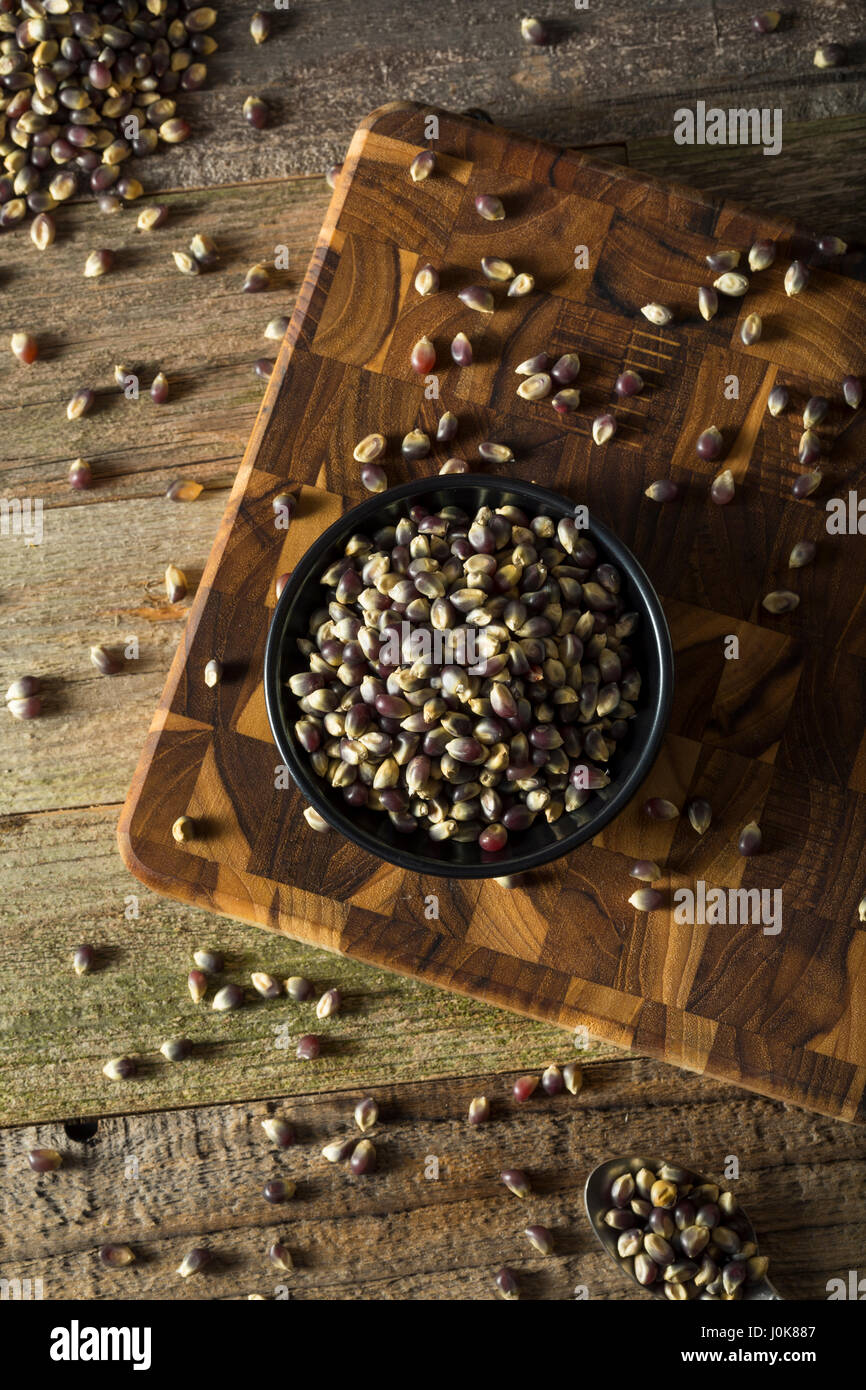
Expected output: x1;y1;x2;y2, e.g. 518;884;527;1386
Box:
264;474;674;879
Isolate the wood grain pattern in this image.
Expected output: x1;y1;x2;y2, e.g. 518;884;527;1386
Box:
104;2;866;227
0;140;630;1128
4;1058;865;1301
0;2;863;1305
2;805;610;1127
119;103;866;1124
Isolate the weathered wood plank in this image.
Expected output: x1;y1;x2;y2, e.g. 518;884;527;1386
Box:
0;805;609;1126
0;180;329;498
0;2;863;1275
3;1059;864;1300
632;114;866;244
0;491;229;812
87;1;865;185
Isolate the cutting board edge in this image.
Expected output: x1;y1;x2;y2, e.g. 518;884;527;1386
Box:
111;821;866;1128
353;99;806;240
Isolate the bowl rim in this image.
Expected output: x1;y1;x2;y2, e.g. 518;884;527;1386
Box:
264;474;674;879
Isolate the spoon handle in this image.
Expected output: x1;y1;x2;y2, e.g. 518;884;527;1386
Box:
755;1281;784;1300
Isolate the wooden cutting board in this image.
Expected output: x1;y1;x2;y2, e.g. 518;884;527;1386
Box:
119;102;866;1123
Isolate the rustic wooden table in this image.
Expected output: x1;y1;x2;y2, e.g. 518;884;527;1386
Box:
1;1;865;1302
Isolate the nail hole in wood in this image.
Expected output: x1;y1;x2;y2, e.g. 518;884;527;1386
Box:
64;1119;99;1143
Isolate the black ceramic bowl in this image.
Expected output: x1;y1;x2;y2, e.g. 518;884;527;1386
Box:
264;475;674;879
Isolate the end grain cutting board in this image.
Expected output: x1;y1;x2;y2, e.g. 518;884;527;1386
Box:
119;102;866;1123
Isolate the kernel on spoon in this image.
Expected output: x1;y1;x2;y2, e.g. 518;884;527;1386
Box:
584;1155;782;1301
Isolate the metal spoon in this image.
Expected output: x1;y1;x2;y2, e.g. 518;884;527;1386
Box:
584;1154;782;1300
